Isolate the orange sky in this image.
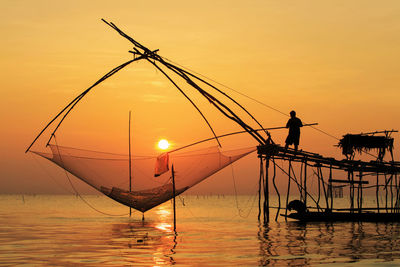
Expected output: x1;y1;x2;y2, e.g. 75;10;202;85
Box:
1;0;400;194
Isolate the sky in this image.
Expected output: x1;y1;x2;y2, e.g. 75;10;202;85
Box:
1;0;400;195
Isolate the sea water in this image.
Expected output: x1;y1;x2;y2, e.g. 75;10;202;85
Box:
1;194;400;266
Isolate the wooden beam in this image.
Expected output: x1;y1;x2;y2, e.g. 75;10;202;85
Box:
329;179;369;185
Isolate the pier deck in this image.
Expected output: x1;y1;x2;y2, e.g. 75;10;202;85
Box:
257;144;400;174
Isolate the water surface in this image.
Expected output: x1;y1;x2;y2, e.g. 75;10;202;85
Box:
1;194;400;266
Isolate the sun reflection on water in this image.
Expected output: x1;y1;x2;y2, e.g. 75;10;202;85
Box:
155;222;172;232
4;195;400;266
155;206;171;219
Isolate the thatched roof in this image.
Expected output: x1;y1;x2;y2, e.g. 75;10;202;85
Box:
338;134;394;156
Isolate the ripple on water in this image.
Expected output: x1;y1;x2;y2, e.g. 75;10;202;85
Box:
1;195;400;266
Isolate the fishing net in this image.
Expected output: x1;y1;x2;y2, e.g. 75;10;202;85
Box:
33;144;255;212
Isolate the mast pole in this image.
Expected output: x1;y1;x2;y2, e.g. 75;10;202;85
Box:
129;110;132;217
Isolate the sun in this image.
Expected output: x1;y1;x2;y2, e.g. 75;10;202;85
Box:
157;139;170;150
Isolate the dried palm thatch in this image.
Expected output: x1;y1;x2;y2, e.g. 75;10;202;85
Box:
338;134;394;160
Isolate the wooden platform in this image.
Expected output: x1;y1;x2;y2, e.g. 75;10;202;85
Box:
257;144;400;174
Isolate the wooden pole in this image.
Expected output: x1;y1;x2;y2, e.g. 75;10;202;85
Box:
300;161;304;202
285;160;292;221
390;174;394;212
316;166;321;208
304;160;307;208
376;173;380;213
172;164;176;231
258;157;263;221
318;166;329;210
358;171;363;213
329;165;333;210
396;174;399;213
264;159;270;223
271;157;280;221
385;174;388;212
349;171;354;212
128;111;132;217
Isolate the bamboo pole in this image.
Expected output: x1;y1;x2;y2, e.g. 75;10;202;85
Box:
317;166;321;208
264;159;270;223
390;174;394;212
258;158;263;221
318;166;329;210
272;157;280;221
172;164;176;232
25;58;139;153
329;165;333;210
385;174;388;213
376;173;380;213
128;111;132;217
285;160;292;221
349;171;354;212
359;171;363;213
304;160;307;207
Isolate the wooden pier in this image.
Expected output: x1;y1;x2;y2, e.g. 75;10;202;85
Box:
257;143;400;223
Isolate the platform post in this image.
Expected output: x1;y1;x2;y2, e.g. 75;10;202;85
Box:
390;174;394;212
258;157;263;221
376;173;380;213
285;160;292;221
172;164;176;232
318;166;329;210
264;158;270;223
349;170;354;212
329;165;333;210
304;160;307;208
385;174;389;212
396;174;400;213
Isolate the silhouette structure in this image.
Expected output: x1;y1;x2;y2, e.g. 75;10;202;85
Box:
285;111;303;151
338;131;394;161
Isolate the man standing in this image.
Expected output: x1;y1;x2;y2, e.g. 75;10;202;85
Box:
285;110;303;151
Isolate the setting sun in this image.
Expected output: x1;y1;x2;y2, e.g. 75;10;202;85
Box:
157;139;170;150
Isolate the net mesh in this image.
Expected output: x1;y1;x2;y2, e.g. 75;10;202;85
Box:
33;144;255;212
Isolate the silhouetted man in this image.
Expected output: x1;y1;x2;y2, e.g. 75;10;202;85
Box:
285;110;303;151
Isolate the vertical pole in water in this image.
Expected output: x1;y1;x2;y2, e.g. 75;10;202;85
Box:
385;174;388;212
318;166;329;210
304;160;307;208
376;173;380;213
359;171;363;213
172;164;176;232
390;174;394;212
396;174;399;213
349;170;354;212
329;165;333;210
264;158;270;223
128;111;132;217
258;157;263;221
316;166;321;209
300;161;303;202
285;160;292;221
